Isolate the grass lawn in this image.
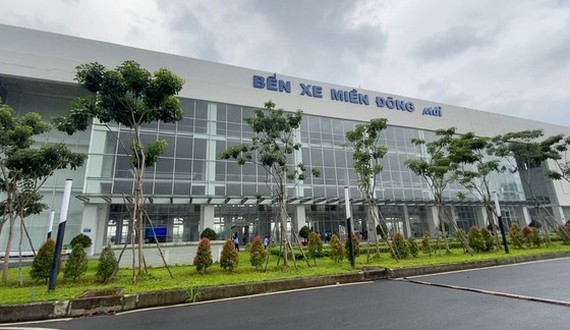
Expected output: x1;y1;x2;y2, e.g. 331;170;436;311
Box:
1;243;569;305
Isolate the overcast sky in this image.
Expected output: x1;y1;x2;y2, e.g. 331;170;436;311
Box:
1;0;569;126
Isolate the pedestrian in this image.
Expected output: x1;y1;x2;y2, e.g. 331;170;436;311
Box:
233;236;240;251
263;236;269;249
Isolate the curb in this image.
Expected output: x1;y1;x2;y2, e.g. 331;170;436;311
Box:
1;251;569;323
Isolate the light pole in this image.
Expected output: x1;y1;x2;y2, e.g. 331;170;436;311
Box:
49;179;73;291
493;191;509;254
344;186;355;268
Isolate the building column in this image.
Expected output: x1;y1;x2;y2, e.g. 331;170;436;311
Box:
474;206;486;228
426;206;438;235
199;205;215;237
552;206;565;225
402;205;411;238
80;204;100;256
516;206;531;226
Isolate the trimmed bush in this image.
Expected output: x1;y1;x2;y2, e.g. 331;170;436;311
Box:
96;244;117;283
480;227;495;251
249;236;266;270
508;223;525;249
220;238;239;271
200;227;218;241
329;234;344;264
30;239;56;283
194;237;213;272
345;233;360;259
70;233;92;248
468;226;486;252
391;232;409;259
408;236;419;257
421;232;432;256
523;226;542;247
299;226;311;239
307;231;323;264
64;243;88;281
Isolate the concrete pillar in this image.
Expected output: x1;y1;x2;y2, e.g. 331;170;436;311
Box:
474;206;487;228
199;205;215;236
402;205;411;238
426;206;438;235
552;206;565;225
516;206;531;226
295;205;307;230
80;204;99;256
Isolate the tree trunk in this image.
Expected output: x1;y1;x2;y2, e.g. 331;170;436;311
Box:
485;204;501;249
436;202;450;253
2;215;16;282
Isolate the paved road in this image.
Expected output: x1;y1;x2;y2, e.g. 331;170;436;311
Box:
3;258;570;329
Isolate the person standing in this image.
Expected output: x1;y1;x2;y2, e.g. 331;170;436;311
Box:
263;236;269;249
233;236;240;251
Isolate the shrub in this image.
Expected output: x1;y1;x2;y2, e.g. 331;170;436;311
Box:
30;239;56;283
329;234;344;264
249;236;266;270
307;232;323;264
63;243;88;281
480;227;495;251
220;238;239;271
467;226;486;252
299;226;311;239
508;223;525;249
408;236;419;257
194;237;213;272
557;224;570;244
421;232;432;256
391;232;409;259
345;233;360;259
96;244;117;283
522;226;542;247
70;233;92;248
200;227;218;241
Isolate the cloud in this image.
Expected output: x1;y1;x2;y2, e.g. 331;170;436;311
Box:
0;0;568;128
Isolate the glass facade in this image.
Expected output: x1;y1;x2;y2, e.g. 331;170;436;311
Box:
0;77;556;251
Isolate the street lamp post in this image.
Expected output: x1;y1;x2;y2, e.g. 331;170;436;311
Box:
493;191;510;254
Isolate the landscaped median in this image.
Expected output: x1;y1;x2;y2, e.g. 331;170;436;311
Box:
1;245;570;323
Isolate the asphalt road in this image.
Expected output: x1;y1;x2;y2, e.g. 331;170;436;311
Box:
3;257;570;329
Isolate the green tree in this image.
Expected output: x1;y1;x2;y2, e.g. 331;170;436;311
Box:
307;231;323;265
345;233;360;259
421;232;432;256
194;237;213;273
30;239;56;283
405;128;472;254
220;238;238;271
249;236;266;270
467;226;486;252
391;232;410;259
408;236;419;257
508;223;525;249
70;233;92;249
64;243;88;281
448;132;502;249
329;234;344;264
200;228;218;241
54;61;184;282
490;130;566;244
220;101;317;268
0;103;86;283
345;119;396;260
96;244;117;283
